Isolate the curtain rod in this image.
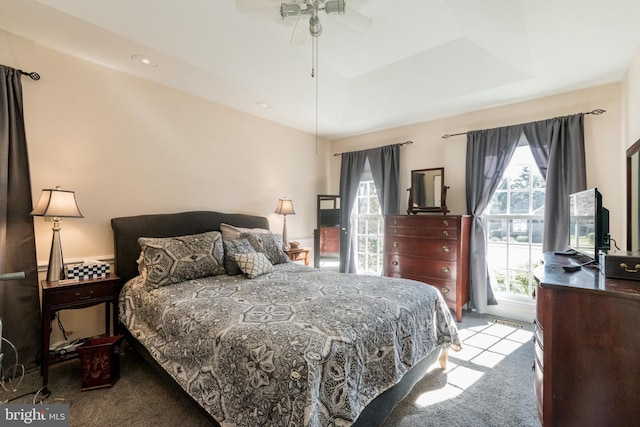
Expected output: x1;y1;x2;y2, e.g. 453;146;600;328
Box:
441;108;606;139
19;70;40;81
333;140;413;157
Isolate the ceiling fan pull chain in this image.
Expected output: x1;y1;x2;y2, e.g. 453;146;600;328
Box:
311;36;317;78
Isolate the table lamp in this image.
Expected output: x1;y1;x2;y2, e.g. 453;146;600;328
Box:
274;198;295;250
30;186;83;282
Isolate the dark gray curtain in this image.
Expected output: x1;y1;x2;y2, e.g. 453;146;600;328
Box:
466;127;521;312
0;65;41;369
339;144;400;273
466;114;586;313
367;144;400;216
523;114;586;251
339;151;367;273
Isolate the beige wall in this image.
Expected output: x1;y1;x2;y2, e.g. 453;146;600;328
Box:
331;84;625;249
623;46;640;148
1;30;332;340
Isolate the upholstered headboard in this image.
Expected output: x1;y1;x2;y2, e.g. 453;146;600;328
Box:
111;211;270;283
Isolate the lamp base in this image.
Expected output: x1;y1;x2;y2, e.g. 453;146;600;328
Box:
46;225;65;282
282;216;289;251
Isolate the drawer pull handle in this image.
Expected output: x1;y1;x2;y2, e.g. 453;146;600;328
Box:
392;261;399;266
442;230;449;237
75;290;94;300
392;242;399;248
441;245;450;253
441;287;450;294
620;262;640;272
393;228;398;234
442;220;449;226
441;266;450;273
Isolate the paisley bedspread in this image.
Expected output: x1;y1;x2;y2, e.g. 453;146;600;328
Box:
119;263;461;427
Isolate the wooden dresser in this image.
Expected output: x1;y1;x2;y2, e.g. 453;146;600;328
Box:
319;226;340;257
534;252;640;426
383;215;471;321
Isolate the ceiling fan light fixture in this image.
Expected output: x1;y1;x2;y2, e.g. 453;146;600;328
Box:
309;15;322;37
280;3;301;18
324;0;345;15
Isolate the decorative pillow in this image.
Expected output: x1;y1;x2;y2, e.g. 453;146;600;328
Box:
233;252;274;279
223;238;256;275
137;231;226;288
220;223;270;241
240;232;290;265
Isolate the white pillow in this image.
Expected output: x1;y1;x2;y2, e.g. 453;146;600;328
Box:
220;223;270;240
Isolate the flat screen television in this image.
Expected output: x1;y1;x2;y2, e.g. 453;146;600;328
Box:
568;188;610;261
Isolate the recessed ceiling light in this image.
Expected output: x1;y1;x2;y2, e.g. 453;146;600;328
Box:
131;54;158;67
256;101;272;109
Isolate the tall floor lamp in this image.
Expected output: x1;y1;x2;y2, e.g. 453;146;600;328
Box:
30;186;83;282
274;198;295;250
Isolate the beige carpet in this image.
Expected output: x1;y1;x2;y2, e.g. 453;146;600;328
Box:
8;313;539;426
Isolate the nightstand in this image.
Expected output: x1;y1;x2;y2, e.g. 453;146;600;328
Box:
285;247;310;266
40;275;122;389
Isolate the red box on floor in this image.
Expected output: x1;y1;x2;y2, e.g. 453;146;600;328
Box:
76;335;124;390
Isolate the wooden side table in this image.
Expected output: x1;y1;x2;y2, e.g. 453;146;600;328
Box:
285;247;310;266
40;275;122;389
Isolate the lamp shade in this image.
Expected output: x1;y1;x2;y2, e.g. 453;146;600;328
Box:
274;199;295;216
31;187;83;218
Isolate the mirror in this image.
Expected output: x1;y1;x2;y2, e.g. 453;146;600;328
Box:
626;139;640;250
407;168;449;214
314;195;340;271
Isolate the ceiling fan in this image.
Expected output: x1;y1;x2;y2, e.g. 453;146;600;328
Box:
235;0;372;44
281;0;345;38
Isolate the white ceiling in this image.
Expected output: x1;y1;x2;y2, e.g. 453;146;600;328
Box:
2;0;640;139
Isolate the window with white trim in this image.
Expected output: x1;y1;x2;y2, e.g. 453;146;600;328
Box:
352;171;384;275
483;144;545;300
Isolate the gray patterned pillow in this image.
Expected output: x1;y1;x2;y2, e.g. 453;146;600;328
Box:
138;231;225;288
233;252;274;278
239;232;290;265
223;238;256;275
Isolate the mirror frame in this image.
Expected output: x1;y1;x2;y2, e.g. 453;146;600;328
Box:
626;138;640;250
407;167;449;214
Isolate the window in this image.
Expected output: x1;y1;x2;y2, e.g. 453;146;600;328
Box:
483;145;545;300
353;179;384;275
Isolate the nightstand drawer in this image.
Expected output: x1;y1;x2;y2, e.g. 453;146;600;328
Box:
44;278;120;307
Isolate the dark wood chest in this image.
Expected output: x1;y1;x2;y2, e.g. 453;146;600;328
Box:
383;215;471;321
534;253;640;426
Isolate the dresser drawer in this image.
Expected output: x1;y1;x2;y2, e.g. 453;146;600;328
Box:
386;216;459;239
534;355;543;420
387;215;459;228
386;225;459;240
386;256;457;281
385;237;458;260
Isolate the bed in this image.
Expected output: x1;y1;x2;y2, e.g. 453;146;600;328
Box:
111;211;461;427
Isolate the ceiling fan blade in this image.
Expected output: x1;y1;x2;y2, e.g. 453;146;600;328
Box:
234;0;285;13
340;6;372;33
289;14;308;45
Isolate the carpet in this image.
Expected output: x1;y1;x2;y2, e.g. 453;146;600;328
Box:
8;312;540;426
